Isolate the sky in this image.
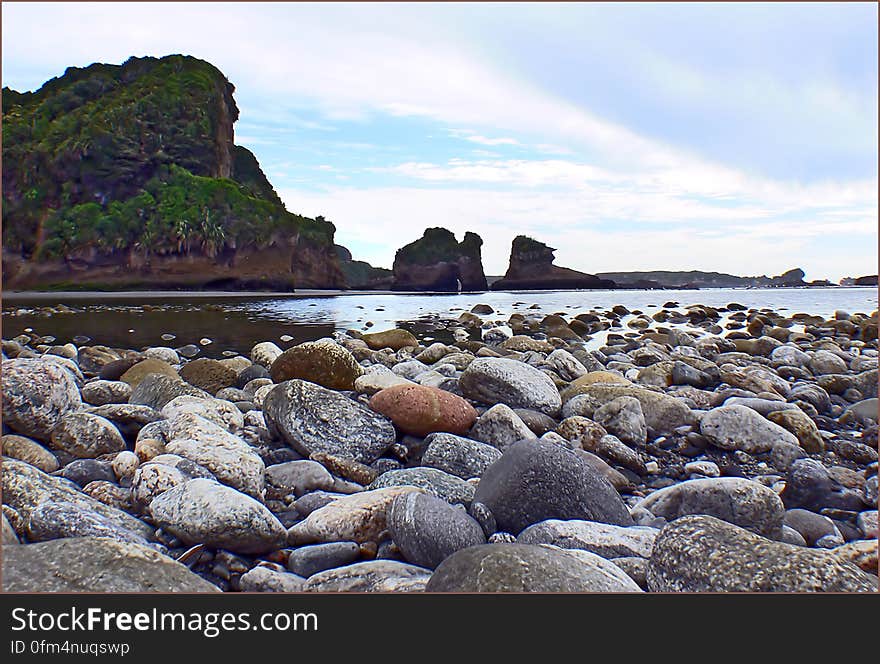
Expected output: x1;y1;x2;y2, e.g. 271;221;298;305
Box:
2;2;877;281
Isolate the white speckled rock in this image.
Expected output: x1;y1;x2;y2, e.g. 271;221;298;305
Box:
250;342;283;369
304;560;431;592
517;519;658;559
81;380;132;406
460;357;561;416
160;395;244;433
2;358;82;441
50;412;126;459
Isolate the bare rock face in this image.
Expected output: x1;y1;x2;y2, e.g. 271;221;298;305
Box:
391;228;487;291
491;236;616;291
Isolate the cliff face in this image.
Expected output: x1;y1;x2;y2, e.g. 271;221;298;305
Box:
2;54;344;290
491;236;615;291
335;245;394;290
392;228;487;291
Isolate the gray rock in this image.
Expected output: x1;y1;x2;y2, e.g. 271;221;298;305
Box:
561;394;601;420
2;513;18;545
160;396;244;433
266;460;335;500
809;350;848;375
469;403;536;449
545;349;587;381
287;542;361;577
129;373;210;410
592;396;647;446
723;397;799;417
238;566;306;592
781;458;867;512
50;412;126;459
459;358;562;416
647;515;877;592
517;519;658;559
635;477;785;538
1;458;154;541
149;478;287;554
2;358;82;441
304;560;431;592
60;459;116;487
388;492;486;569
251;341;283;368
784;509;844;547
368;467;475;506
263;380;396;464
2;537;219;592
165;413;265;500
564;384;692;434
421;432;503;479
788;383;831;414
770;345;811;368
700;404;800;458
82;404;164;439
671;361;712;388
425;543;642;592
473;438;633;534
81;380;132;406
26;500;154;547
842;398;878;425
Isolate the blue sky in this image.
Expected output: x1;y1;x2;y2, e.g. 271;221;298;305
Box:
3;2;877;280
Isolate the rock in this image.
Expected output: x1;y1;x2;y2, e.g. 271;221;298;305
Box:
421;432;503;479
287;486;422;545
561;384;692;434
809;350;848;375
304;560;431;592
266;460;335;499
701;404;800;456
788;383;832;414
771;345;811;368
841;398;878;425
473;438;633;535
263;380;396;465
60;459;116;487
236;363;271;389
513;409;558;436
858;510;878;539
160;395;244;433
592;396;647;446
684;460;720;478
111;450;140;482
49;412;126;458
368;384;477;437
1;458;154;541
97;355;143;381
77;346;127;376
309;452;378;486
784;509;843;547
766;409;825;453
269;340;364;390
287;542;361;577
368;468;475;506
646;515;877;592
490;235;616;291
416;342;451;364
238;566;306;592
1;434;59;472
120;358;178;387
129;456;213;510
354;370;415;395
635;477;785;538
2;513;18;545
165;413;266;500
26;500;152;546
425;543;641;592
2;357;82;441
577;451;633;492
2;537;219;592
671;361;713;388
556;416;606;449
81;380;132;406
387;492;487;569
781;459;867;512
361;329;419;351
469;403;536;449
129;373;211;410
150;479;286;554
831;539;878;574
143;346;180;365
460;357;561;416
723;397;799;417
547;348;587;381
517;520;658;559
251;342;283;368
391;228;487;292
178;358;238;395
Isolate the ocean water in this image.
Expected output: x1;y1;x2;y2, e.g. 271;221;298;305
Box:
2;287;876;358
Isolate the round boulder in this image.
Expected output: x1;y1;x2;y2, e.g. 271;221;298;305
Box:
369;383;477;437
269;340;364;390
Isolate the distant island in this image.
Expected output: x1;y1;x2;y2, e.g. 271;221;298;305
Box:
2;54;873;294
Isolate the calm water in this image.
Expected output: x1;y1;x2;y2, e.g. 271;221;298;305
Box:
2;287;876;358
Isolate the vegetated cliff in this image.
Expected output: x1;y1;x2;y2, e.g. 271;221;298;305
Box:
335;245;393;289
2;54;345;290
596;268;810;289
491;236;615;291
392;228;488;291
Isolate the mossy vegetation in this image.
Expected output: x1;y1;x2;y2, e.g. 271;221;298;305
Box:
2;54;335;262
396;228;483;265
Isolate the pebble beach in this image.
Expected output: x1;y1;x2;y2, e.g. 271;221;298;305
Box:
2;298;878;593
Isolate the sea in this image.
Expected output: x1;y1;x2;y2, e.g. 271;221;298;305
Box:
2;287;877;358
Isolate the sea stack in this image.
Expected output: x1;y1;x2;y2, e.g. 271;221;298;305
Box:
391;228;487;292
491;235;615;291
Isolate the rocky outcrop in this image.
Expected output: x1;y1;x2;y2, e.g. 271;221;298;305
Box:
392;228;487;291
335;245;393;289
2;54;345;291
491;236;615;291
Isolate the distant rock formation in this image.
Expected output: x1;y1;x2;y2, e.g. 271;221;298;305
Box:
596;267;811;289
392;228;487;292
335;245;393;290
854;275;878;286
491;236;615;291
